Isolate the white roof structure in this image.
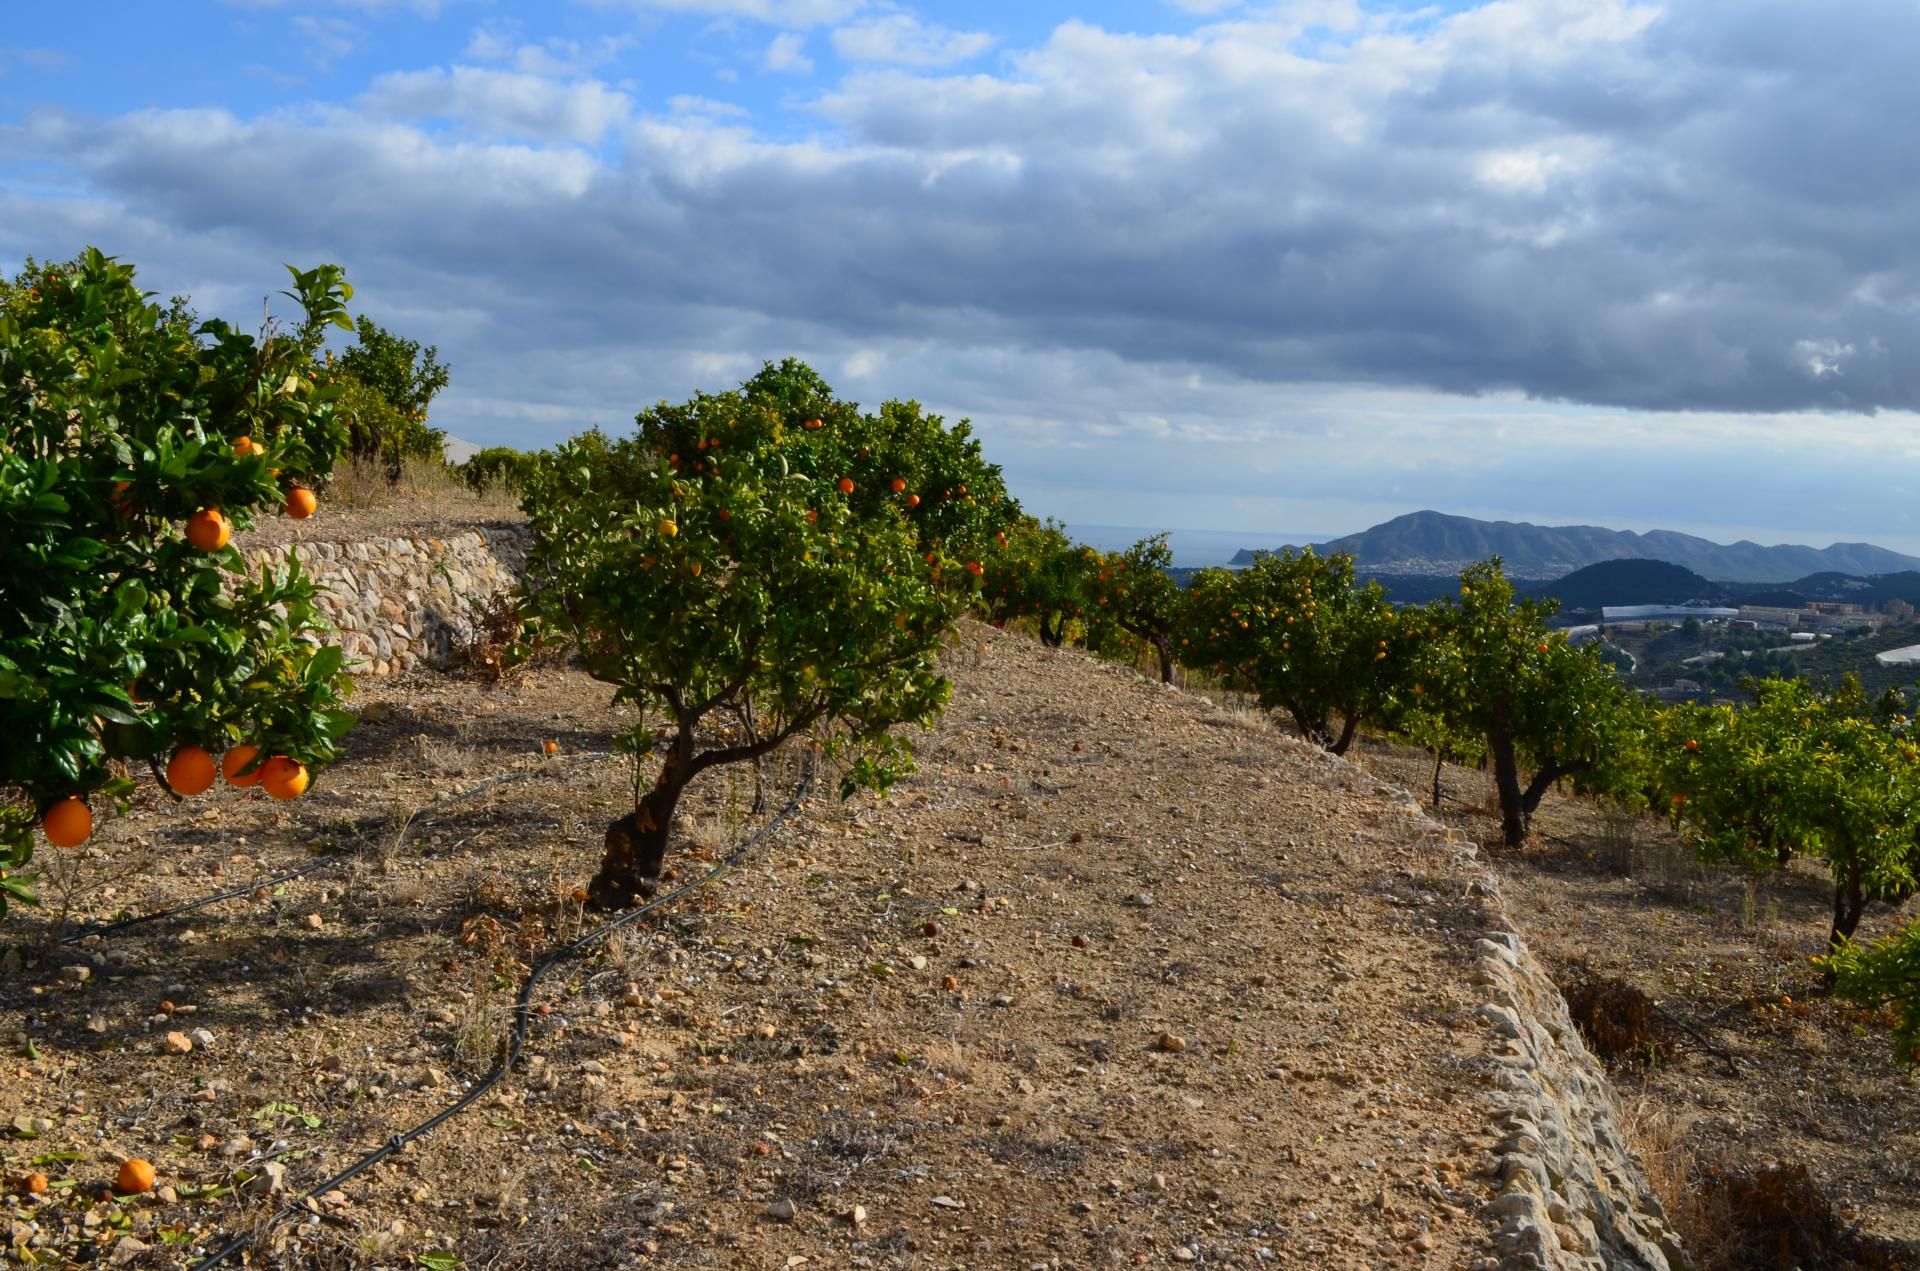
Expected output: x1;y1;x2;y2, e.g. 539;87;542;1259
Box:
1600;605;1740;622
1876;644;1920;666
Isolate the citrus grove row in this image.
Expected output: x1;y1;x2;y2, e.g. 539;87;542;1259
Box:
2;250;1916;1065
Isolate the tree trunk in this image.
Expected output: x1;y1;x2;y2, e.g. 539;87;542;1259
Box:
1288;707;1330;749
1153;635;1174;685
587;749;691;909
1430;748;1445;810
1829;857;1866;952
1038;613;1065;648
1489;715;1528;848
1520;762;1572;817
1329;713;1361;756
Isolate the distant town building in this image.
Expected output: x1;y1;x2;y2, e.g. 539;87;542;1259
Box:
1737;605;1803;629
1888;598;1915;621
1877;643;1920;666
1599;605;1740;624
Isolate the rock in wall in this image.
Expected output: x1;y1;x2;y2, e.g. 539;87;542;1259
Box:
242;526;527;676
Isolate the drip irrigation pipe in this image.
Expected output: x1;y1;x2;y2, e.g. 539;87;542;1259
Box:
189;761;814;1270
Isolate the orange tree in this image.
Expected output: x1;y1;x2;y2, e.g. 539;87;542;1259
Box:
980;516;1086;646
1391;600;1486;807
1437;560;1649;847
1826;922;1920;1063
1078;534;1182;684
1658;676;1920;952
0;249;358;916
1181;548;1410;754
517;359;1012;908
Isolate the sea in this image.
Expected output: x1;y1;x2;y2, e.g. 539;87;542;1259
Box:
1064;524;1328;569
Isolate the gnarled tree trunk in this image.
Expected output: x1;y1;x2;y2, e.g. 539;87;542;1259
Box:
588;747;691;909
1152;634;1174;685
1489;712;1528;848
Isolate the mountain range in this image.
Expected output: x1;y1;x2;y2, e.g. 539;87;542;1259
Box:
1232;511;1920;583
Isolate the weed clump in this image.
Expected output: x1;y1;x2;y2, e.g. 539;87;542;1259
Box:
1565;974;1665;1065
1686;1164;1915;1270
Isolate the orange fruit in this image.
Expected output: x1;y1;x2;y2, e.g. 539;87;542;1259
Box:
966;561;983;576
42;797;91;848
259;756;310;801
115;1159;155;1195
906;494;920;507
658;518;678;538
166;746;218;797
232;436;256;458
284;487;317;520
185;508;231;552
223;744;263;788
689;562;702;577
110;480;137;517
838;477;855;494
20;1173;47;1196
544;739;559;755
890;477;907;493
806;509;818;524
804;417;823;431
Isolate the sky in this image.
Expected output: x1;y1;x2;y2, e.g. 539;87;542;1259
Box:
5;0;1920;555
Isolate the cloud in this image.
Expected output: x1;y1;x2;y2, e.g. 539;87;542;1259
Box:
831;16;995;67
0;47;69;75
462;22;632;77
586;0;866;27
13;1;1920;551
291;16;362;68
361;67;633;143
763;31;813;73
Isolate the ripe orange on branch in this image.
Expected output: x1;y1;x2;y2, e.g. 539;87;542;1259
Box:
890;478;907;493
166;746;218;797
260;756;310;801
42;797;92;848
223;744;263;788
284;487;317;520
185;508;231;552
838;477;855;494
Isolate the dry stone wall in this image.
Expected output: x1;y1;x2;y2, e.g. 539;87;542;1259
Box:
1186;689;1689;1270
1335;773;1687;1267
242;526;527;675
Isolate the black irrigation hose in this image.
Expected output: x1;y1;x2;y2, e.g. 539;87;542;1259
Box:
190;761;816;1271
49;751;622;947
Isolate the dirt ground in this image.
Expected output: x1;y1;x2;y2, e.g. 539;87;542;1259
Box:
1354;738;1920;1264
4;631;1515;1269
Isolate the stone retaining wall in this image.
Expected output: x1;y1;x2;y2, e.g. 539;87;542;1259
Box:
1353;768;1690;1268
1199;705;1688;1270
242;526;528;676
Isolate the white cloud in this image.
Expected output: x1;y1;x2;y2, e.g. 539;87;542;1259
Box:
0;47;69;75
831;15;995;67
291;16;361;67
361;67;633;143
586;0;865;27
462;22;631;77
763;31;813;73
15;1;1920;551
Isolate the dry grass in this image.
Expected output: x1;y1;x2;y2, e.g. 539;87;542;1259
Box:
324;454;521;520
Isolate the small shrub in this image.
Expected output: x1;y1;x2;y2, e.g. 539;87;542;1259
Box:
1564;974;1665;1065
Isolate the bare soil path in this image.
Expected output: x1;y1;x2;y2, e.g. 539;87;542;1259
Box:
5;632;1506;1269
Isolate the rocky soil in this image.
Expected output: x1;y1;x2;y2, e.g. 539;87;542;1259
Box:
0;631;1561;1269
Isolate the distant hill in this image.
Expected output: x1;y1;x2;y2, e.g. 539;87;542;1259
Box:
1767;570;1920;606
1531;560;1726;612
1230;511;1920;583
